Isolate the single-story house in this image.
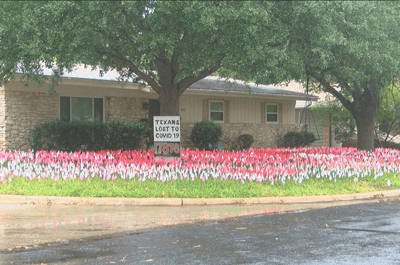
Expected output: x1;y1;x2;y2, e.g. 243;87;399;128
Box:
0;66;319;151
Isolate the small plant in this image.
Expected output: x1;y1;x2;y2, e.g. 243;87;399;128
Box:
299;131;316;146
238;134;254;149
190;120;222;150
279;131;316;148
220;135;239;151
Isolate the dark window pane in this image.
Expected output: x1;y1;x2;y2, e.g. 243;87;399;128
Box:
266;104;277;113
60;96;70;122
94;98;103;122
210;111;223;121
210;102;223;111
267;113;278;122
71;97;92;121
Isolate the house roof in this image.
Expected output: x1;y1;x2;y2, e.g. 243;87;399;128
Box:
41;66;135;82
38;66;318;100
189;76;318;101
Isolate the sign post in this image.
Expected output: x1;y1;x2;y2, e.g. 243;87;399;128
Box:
153;116;180;158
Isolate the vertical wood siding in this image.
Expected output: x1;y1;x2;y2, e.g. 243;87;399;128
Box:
295;109;325;146
180;94;296;124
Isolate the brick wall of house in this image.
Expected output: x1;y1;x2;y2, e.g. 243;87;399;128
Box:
104;96;149;122
2;90;59;151
1;88;297;151
0;90;151;151
181;122;296;150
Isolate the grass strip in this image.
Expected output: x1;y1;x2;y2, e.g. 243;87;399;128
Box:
0;173;399;198
0;173;400;198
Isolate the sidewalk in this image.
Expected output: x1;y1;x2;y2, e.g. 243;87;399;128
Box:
1;190;400;250
1;189;399;206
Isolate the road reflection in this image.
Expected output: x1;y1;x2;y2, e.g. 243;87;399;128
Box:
0;199;382;250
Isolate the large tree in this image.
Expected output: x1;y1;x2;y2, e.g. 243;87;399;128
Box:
253;2;400;151
0;1;286;116
312;83;400;147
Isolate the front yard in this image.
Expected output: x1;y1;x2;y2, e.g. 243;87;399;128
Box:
0;147;399;198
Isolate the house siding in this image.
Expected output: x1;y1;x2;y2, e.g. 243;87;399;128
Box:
181;122;296;150
295;109;326;147
105;96;149;122
179;94;297;149
179;94;296;124
1;80;153;151
1;78;301;151
2;90;59;150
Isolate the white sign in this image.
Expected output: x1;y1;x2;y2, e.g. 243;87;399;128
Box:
153;116;180;142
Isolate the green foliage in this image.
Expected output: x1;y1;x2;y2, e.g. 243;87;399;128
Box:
274;1;400;150
0;1;287;115
298;131;316;146
30;120;151;152
312;101;356;143
190;121;222;151
2;173;397;198
376;83;400;137
313;83;400;144
280;131;316;148
281;132;302;148
238;134;254;150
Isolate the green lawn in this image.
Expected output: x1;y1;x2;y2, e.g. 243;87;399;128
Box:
0;173;398;198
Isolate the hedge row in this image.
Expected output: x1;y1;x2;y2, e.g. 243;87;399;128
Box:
30;120;151;152
30;120;315;152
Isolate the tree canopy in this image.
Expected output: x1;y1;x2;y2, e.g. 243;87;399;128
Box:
0;1;287;115
312;83;400;147
1;1;400;151
268;1;400;151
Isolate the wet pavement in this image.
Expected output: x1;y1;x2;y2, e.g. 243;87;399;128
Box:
0;200;372;250
1;197;400;264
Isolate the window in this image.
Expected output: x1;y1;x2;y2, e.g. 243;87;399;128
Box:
60;96;103;122
209;101;224;122
266;104;278;123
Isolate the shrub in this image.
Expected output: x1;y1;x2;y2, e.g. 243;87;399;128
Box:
280;131;316;148
281;132;302;148
104;120;151;151
30;120;151;152
238;134;254;149
298;131;316;146
190;120;222;150
220;135;239;151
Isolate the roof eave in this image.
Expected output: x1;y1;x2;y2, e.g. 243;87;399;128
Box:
186;88;319;101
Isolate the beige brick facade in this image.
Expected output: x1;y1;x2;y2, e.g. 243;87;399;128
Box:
0;88;299;151
0;88;151;151
0;76;306;151
2;90;59;150
181;122;296;150
105;96;149;122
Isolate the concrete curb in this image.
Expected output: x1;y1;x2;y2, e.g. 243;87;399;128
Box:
1;189;399;206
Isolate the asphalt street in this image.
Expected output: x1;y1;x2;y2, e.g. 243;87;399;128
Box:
1;198;400;264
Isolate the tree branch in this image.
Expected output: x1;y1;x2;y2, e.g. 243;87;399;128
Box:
95;49;162;93
154;55;171;89
384;119;397;142
170;50;179;78
310;71;353;112
177;58;223;97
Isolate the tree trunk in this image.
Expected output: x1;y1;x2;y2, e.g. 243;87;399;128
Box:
158;86;180;116
350;84;380;151
354;113;376;151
